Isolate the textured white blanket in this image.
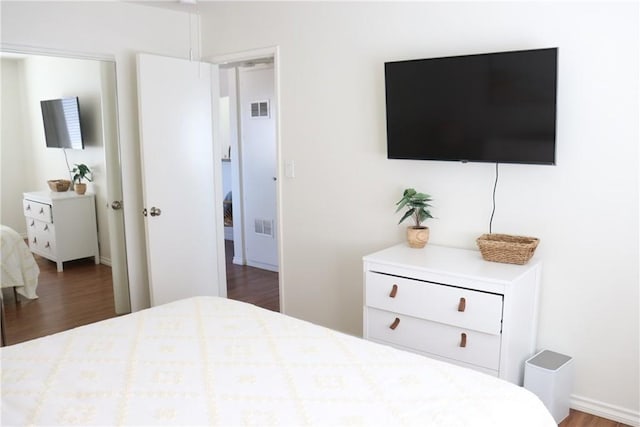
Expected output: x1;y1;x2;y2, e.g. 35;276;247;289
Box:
1;225;39;299
1;297;555;426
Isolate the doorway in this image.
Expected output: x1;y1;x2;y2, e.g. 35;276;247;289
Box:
216;51;280;312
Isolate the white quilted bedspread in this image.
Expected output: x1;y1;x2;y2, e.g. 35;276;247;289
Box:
1;297;555;426
1;225;39;299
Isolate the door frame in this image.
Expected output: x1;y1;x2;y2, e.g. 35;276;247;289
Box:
0;42;131;313
208;46;284;312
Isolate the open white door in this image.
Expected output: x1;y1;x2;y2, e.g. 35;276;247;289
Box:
137;53;226;306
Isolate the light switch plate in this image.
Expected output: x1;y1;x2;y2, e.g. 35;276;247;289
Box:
285;160;295;178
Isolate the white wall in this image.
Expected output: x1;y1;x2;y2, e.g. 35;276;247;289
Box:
20;56;103;192
1;1;197;312
200;1;639;422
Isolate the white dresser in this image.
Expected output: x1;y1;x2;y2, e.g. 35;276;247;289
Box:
363;243;541;385
23;191;100;272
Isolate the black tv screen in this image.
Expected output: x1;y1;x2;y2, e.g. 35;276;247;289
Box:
40;97;84;149
385;48;557;165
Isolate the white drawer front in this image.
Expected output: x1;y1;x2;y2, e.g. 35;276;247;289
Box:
366;271;503;334
26;219;56;256
366;307;501;370
23;199;52;223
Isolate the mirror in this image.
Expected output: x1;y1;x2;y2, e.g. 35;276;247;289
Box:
0;51;130;344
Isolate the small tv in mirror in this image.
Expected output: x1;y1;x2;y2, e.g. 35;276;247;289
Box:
40;97;85;150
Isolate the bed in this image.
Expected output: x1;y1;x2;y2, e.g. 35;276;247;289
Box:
1;225;39;300
1;296;555;426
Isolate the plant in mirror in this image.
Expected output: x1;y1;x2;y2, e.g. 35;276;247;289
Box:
71;163;92;195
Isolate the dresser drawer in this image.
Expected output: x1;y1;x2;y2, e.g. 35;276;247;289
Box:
23;199;52;223
366;307;501;370
25;219;56;256
365;271;503;334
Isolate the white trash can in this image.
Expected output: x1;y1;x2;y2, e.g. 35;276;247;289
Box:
524;350;574;423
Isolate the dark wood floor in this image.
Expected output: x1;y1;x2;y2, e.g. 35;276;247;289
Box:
0;248;626;426
225;239;280;312
2;241;279;346
3;255;116;346
560;409;631;426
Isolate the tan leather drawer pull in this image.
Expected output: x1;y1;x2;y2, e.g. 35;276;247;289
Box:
458;297;466;312
460;332;467;348
390;317;400;330
389;284;398;298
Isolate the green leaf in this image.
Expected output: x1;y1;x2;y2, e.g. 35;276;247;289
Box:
398;208;415;224
417;209;434;224
396;188;434;225
395;198;409;212
71;163;92;183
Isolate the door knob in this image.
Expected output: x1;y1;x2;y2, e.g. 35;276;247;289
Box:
111;200;123;210
149;206;162;217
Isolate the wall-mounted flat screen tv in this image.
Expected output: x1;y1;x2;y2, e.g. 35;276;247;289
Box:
384;48;558;165
40;97;85;150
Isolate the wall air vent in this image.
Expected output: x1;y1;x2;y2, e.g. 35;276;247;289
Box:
250;100;269;118
254;218;274;237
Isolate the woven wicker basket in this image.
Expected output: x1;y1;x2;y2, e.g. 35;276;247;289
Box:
47;179;71;192
476;234;539;265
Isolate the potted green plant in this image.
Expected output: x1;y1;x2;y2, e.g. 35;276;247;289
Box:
396;188;434;248
71;163;92;195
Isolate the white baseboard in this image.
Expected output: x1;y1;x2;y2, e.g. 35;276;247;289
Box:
246;260;278;273
571;394;640;426
231;257;278;273
100;256;112;267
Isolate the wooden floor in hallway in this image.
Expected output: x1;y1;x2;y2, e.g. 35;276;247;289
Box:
225;239;279;312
